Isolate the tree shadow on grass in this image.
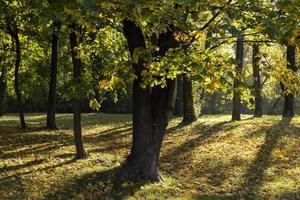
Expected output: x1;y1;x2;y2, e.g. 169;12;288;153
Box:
44;166;147;200
0;157;76;183
278;191;300;200
160;120;239;173
233;117;293;199
0;123;131;160
0;158;46;172
190;118;295;200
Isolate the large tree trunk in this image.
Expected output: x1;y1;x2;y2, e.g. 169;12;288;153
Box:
232;35;244;121
282;45;297;117
119;20;177;182
173;74;183;116
8;23;26;129
252;43;262;117
69;23;86;159
47;20;61;129
182;74;197;124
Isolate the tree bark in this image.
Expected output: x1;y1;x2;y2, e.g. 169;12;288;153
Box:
282;45;297;117
173;74;183;116
232;35;244;121
119;19;177;182
182;74;197;124
0;65;7;116
8;23;26;129
252;43;262;117
47;20;61;129
69;23;86;159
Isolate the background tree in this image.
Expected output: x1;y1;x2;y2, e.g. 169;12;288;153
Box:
282;45;297;117
232;34;244;121
252;43;263;117
69;22;87;159
47;19;61;129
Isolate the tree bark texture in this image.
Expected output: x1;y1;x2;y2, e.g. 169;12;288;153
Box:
119;20;178;182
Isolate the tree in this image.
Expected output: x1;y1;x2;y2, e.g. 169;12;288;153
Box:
69;23;87;159
0;40;9;116
47;20;61;129
173;74;183;116
232;34;244;121
7;21;26;129
182;74;197;124
119;19;178;181
252;43;262;117
282;45;297;117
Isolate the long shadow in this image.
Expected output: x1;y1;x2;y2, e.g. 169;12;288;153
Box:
234;117;292;199
0;158;46;172
0;157;76;182
160;120;238;173
278;191;300;200
0;130;73;153
85;126;132;142
44;166;146;200
0;124;132;160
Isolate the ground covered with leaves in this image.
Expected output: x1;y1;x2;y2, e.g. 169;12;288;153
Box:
0;113;299;200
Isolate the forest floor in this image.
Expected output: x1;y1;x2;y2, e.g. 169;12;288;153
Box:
0;113;299;200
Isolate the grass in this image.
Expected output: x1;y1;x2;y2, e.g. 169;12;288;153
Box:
0;113;299;200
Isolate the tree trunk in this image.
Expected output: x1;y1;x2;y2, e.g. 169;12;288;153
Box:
119;19;177;182
268;96;282;115
209;92;218;114
282;45;296;117
69;23;86;159
205;31;218;115
0;66;7;116
252;43;262;117
232;35;244;121
47;20;61;129
182;74;197;124
8;23;26;129
174;74;183;116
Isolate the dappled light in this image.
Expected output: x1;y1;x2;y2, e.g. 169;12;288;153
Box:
1;114;299;199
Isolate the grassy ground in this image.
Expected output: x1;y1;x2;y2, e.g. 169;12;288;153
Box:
0;113;299;200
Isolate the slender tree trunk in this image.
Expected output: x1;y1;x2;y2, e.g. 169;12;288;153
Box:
8;23;26;129
182;74;197;124
69;23;86;159
0;66;7;116
47;20;61;129
119;20;177;182
282;45;297;117
232;35;244;121
205;31;218;115
252;43;262;117
209;92;218;114
174;74;183;116
268;96;282;115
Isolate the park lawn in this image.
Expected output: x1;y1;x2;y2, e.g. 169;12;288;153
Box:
0;113;299;200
